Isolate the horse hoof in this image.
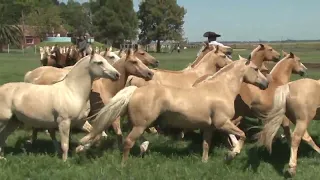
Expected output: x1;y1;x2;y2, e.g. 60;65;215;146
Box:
224;152;235;164
75;145;85;153
25;140;33;144
285;167;296;178
201;158;208;163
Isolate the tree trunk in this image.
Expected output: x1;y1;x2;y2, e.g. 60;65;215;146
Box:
0;44;3;53
156;39;161;53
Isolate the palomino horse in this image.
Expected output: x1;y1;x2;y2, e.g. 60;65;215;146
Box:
127;43;231;88
76;58;269;165
86;47;157;146
157;44;280;141
108;45;233;148
256;77;320;177
223;51;307;161
23;48;155;149
0;51;120;161
99;46;121;64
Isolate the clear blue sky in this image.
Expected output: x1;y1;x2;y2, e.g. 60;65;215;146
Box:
63;0;320;42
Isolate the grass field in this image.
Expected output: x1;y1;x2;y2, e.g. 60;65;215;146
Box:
1;46;320;179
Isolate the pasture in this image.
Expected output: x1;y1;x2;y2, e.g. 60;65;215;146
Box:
1;45;320;179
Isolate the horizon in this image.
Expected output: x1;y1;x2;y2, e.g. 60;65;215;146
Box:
60;0;320;42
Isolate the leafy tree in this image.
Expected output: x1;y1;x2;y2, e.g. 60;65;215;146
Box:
60;0;91;36
138;0;186;52
24;2;62;38
89;0;138;46
0;24;23;52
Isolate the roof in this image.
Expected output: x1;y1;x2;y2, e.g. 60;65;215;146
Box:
17;25;68;36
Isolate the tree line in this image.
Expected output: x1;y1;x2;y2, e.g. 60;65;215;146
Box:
0;0;186;52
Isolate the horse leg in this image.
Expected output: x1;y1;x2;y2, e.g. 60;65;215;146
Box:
0;119;20;160
58;120;71;161
122;126;146;166
218;119;246;162
287;120;310;177
111;117;123;149
302;131;320;153
202;128;213;162
281;116;292;143
47;129;61;153
282;116;320;153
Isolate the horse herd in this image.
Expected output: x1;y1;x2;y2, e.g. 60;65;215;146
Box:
0;43;319;177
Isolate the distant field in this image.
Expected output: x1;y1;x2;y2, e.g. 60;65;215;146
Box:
0;44;320;179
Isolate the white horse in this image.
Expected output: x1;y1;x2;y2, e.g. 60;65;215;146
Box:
0;52;120;161
99;46;121;64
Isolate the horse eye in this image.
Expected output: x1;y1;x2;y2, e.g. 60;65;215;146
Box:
97;61;103;65
140;52;145;55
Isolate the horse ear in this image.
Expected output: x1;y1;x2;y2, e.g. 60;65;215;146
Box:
238;55;243;59
134;44;138;52
245;59;250;65
126;48;131;58
289;52;294;58
259;44;265;49
105;47;108;52
91;48;95;56
109;46;113;51
214;45;219;53
282;50;289;57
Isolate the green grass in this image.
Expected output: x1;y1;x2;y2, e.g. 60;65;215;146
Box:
1;46;320;179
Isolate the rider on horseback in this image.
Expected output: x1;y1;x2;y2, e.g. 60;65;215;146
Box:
77;35;88;57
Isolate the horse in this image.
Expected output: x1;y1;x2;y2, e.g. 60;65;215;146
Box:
39;47;59;67
23;48;155;151
126;43;231;88
99;46;121;64
74;47;240;152
0;51;120;161
222;51;308;161
153;44;280;142
76;58;269;165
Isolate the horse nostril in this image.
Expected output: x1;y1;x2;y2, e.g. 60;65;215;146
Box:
148;71;154;77
115;73;120;79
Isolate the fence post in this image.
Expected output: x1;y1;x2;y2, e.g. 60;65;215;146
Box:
35;45;36;54
7;44;9;53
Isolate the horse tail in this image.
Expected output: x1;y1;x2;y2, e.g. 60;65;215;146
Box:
79;86;138;145
254;84;290;153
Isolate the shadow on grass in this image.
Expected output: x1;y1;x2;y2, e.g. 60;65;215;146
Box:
242;135;319;176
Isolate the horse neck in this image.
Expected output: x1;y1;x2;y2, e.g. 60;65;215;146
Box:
270;59;292;85
101;58;128;95
250;53;265;68
188;50;208;68
63;57;93;100
207;61;246;98
192;52;218;75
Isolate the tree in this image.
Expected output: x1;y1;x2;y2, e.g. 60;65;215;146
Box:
0;24;23;52
24;2;62;38
89;0;138;46
60;0;91;36
138;0;186;52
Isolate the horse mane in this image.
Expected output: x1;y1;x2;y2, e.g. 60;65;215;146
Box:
50;54;92;84
195;60;244;85
190;44;211;68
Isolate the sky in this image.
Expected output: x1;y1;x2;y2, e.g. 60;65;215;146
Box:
62;0;320;42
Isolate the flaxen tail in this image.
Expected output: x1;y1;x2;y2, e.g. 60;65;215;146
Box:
79;86;138;145
254;84;290;153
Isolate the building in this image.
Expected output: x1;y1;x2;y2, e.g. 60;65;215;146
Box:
17;25;41;47
17;25;68;47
